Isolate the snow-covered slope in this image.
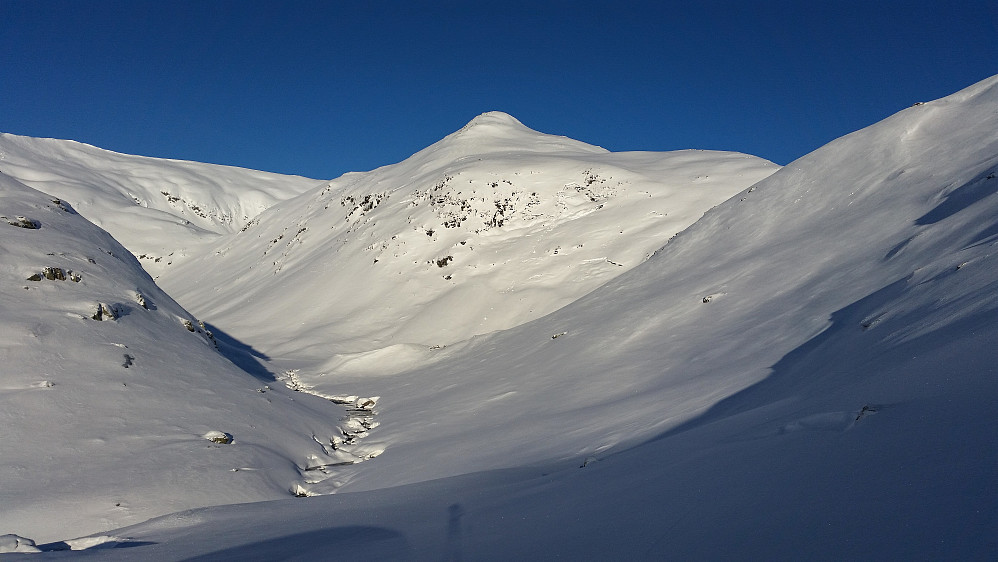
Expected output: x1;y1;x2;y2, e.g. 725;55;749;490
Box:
0;133;321;276
0;173;378;543
222;76;994;499
159;112;777;370
91;75;995;560
2;75;996;558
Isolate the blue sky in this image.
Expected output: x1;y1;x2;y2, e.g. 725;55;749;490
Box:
2;1;996;179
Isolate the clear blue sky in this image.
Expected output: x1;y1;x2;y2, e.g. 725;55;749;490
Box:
2;1;996;179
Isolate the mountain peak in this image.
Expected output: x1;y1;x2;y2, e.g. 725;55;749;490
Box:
431;111;606;157
457;111;528;133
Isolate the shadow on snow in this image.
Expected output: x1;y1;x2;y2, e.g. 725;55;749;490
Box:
203;321;276;382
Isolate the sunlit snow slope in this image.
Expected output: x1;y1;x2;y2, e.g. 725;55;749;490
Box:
2;75;995;559
0;173;373;543
0;133;321;276
78;75;996;561
159;112;778;370
243;77;996;499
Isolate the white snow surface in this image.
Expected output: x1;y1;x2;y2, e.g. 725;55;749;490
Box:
158;111;777;363
1;78;996;559
0;174;376;542
0;133;321;277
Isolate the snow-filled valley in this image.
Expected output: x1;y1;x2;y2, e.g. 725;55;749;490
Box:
0;77;995;559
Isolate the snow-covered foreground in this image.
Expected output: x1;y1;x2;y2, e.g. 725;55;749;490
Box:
1;77;996;559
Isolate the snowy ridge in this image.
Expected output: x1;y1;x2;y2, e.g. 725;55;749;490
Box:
0;133;321;276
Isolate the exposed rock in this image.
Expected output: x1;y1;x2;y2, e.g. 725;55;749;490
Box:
26;267;79;282
203;430;233;444
198;320;217;347
3;215;39;229
42;267;66;281
91;302;117;321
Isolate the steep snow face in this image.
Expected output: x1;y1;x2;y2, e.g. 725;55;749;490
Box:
159;112;778;368
0;174;373;542
0;133;321;276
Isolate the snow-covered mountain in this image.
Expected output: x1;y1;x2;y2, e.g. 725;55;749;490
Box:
0;133;321;276
158;112;777;371
1;77;995;558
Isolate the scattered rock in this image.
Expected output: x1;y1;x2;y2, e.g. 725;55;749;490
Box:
43;267;66;280
199;320;218;347
91;302;117;321
25;267;80;282
203;430;233;444
3;215;40;229
50;199;73;213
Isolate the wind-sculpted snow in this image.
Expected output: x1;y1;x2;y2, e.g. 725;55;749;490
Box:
0;173;377;542
159;112;778;367
0;133;321;276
